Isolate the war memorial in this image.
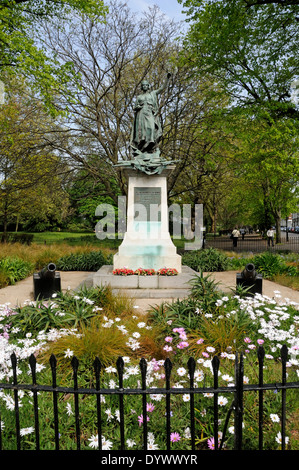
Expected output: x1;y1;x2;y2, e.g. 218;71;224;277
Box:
93;73;202;298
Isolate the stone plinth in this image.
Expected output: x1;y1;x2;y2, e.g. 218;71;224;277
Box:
93;265;196;298
113;166;182;273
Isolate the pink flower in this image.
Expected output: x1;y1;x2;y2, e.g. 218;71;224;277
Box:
170;432;181;443
257;339;264;345
177;341;189;349
202;352;209;358
207;437;215;450
165;336;173;342
197;338;204;344
173;327;185;334
151;359;160;371
244;337;251;343
138;415;150;427
146;403;155;413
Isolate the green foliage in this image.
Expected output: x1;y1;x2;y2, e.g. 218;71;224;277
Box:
149;273;222;332
56;250;112;271
251;252;286;279
0;0;107;112
4;285;134;339
180;0;299;116
189;272;221;302
0;257;33;286
149;297;204;332
182;247;229;272
179;0;299;232
226;251;299;279
8;300;67;336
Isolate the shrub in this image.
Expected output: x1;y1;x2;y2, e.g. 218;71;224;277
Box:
149;297;204;332
56;250;111;271
7;285;135;337
1;233;34;245
182;247;229;272
148;274;222;332
252;252;287;279
0;257;34;287
8;301;67;336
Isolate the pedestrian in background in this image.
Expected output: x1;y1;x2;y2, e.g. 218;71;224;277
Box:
232;228;240;248
240;228;246;240
267;227;275;247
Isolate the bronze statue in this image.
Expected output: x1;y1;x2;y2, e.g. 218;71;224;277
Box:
115;72;175;175
130;73;171;156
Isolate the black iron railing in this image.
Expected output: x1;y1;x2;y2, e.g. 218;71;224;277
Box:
205;235;299;253
0;345;298;451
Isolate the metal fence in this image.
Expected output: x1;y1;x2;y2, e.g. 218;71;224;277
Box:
0;345;298;451
205;235;299;253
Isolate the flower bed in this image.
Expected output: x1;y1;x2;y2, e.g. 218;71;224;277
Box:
0;281;298;450
112;267;178;276
112;268;135;275
134;268;155;276
157;268;178;276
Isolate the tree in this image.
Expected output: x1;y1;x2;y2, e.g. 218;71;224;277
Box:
234;111;299;240
66;169;120;230
178;0;299;236
179;0;299;120
0;0;107;110
40;1;189;203
0;74;70;237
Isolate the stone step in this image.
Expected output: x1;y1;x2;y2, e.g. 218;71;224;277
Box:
111;288;191;299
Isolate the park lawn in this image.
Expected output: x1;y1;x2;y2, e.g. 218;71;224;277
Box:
32;231;94;244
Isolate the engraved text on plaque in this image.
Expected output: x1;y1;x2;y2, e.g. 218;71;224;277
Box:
134;187;161;221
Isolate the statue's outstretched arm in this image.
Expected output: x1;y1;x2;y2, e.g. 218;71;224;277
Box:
156;72;172;95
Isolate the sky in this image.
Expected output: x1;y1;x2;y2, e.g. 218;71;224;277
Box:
126;0;187;22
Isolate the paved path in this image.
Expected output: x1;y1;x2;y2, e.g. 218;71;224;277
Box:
0;272;93;307
0;271;298;312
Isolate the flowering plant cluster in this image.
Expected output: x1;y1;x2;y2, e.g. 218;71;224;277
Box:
157;268;178;276
134;268;155;276
113;267;178;276
0;284;298;450
112;268;135;275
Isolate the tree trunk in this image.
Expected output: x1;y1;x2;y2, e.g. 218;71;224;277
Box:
274;211;282;244
15;214;19;233
2;202;8;243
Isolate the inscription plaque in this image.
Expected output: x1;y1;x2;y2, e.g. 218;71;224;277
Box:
134;187;161;221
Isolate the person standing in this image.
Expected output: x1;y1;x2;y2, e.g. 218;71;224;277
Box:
232;228;240;248
267;227;275;247
240;228;246;240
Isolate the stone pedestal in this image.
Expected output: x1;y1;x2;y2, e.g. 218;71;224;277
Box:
93;265;196;298
113;166;181;273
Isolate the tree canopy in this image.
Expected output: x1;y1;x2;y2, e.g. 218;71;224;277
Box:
179;0;299;119
0;0;298;236
0;0;107;109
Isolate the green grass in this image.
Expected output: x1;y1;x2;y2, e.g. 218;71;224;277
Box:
30;231;95;244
